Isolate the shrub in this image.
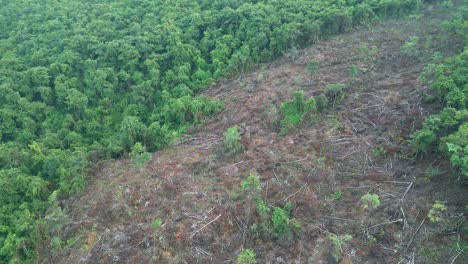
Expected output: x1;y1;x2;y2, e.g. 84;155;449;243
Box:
349;64;359;82
400;36;420;57
272;203;293;238
241;175;299;240
424;166;443;179
279;91;317;135
360;193;380;209
224;125;243;155
428;201;447;223
327;233;352;261
316;94;329;112
306;60;320;75
130;142;152;171
151;219;162;231
358;43;379;61
237;248;257;264
371;146;387;157
328;190;343;200
326;83;345;104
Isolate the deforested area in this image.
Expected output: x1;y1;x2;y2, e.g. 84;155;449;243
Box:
0;0;466;263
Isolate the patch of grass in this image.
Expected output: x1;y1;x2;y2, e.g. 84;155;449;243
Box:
237;248;257;264
328;190;343;200
151;218;162;231
371;146;387;157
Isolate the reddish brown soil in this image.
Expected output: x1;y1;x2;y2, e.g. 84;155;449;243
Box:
44;8;466;264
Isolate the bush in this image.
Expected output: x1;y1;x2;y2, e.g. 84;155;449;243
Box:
224;125;243;155
358;43;379;61
151;219;162;231
306;60;320;75
241;175;299;240
360;193;380;209
326;83;345;104
272;203;292;238
280;91;317;135
400;36;420;57
237;248;257;264
349;64;359;82
428;201;447;223
327;233;352;261
328;190;343;200
316;94;329;112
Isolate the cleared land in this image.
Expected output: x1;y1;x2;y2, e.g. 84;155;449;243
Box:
47;8;466;264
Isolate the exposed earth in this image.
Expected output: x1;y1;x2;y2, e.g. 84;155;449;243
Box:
43;7;467;264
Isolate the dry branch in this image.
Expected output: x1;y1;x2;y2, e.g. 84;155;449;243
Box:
188;214;222;239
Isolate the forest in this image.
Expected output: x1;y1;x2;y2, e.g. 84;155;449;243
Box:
0;0;465;263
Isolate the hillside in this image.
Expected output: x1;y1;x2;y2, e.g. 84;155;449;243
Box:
41;4;467;264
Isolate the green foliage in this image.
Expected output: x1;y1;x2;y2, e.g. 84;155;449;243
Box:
446;142;468;177
0;169;49;263
280;91;317;135
400;36;420;57
424;166;443;179
360;193;380;209
237;248;257;264
241;174;261;193
428;201;447;223
358;43;379;61
328;190;343;200
0;0;422;261
130;142;152;170
151;219;163;231
306;60;320;75
224;125;243;155
241;174;298;240
326;83;346;104
271;203;293;238
316;94;330;113
327;233;352;261
349;64;359;82
371;146;387;157
412;45;467;176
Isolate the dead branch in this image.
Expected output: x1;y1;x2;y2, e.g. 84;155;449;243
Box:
368;218;403;229
400;181;413;202
383;181;412;184
450;234;465;264
401;207;409;229
283;183;308;202
405;217;426;251
324;216;358;222
189;214;222;239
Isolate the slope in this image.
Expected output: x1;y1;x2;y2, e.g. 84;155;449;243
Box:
42;5;467;264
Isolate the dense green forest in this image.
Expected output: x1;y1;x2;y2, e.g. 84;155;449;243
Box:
0;0;449;262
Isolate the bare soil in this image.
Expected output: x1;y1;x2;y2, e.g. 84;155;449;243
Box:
44;7;467;264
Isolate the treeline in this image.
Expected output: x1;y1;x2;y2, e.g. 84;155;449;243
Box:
412;7;467;177
0;0;420;262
